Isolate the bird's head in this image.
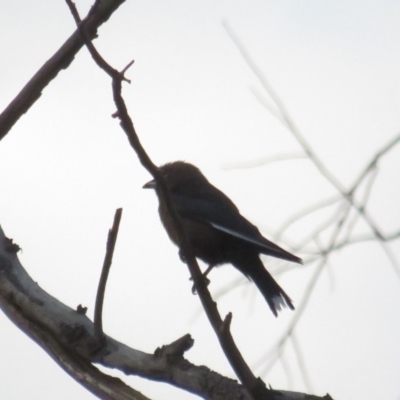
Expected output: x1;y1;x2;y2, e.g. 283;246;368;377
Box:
143;161;208;193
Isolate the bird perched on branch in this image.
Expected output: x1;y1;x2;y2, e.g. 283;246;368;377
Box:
143;161;302;316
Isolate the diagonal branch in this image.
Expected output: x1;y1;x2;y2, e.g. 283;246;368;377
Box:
0;0;126;141
66;3;276;399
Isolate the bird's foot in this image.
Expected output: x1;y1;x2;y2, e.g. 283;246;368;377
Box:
190;274;211;294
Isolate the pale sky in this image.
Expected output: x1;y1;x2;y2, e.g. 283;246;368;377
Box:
1;1;400;399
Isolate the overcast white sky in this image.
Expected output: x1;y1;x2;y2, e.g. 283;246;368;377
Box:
1;1;400;399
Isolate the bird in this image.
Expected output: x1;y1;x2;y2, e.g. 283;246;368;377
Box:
143;161;302;317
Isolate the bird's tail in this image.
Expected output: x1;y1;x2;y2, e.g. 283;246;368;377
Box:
246;258;294;317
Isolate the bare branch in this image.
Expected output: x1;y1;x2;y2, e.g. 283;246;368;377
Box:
348;131;400;195
0;0;126;141
291;333;313;393
94;208;123;341
0;224;329;400
222;20;386;241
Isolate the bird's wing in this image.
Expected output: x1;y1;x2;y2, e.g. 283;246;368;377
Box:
172;194;301;264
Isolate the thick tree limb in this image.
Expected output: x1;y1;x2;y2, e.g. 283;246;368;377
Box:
0;225;246;400
0;225;331;399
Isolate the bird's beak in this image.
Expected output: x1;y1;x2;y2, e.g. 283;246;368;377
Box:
143;179;156;189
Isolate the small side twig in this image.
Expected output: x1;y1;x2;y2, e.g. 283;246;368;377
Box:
154;334;194;359
94;208;123;341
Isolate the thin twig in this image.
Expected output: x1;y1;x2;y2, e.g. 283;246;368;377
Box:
293;201;350;251
339;166;379;247
222;152;306;170
275;196;341;240
94;208;123;341
279;352;294;389
348;132;400;195
291;333;314;393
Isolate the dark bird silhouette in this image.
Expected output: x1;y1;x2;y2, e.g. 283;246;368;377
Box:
143;161;302;316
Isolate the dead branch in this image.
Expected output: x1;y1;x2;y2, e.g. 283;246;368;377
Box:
0;224;330;400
